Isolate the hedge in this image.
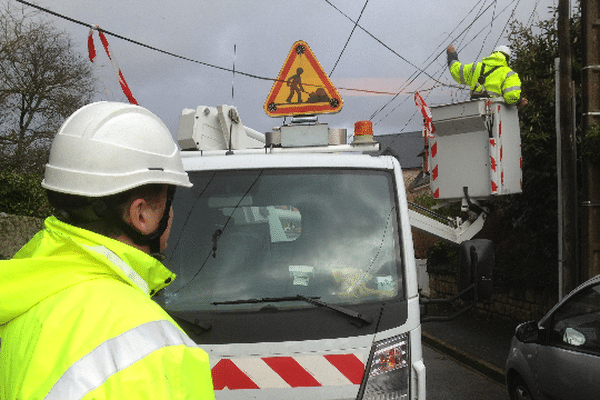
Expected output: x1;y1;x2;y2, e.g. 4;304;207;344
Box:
0;171;53;219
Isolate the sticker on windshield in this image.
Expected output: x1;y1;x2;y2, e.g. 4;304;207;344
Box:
377;276;395;292
290;265;315;286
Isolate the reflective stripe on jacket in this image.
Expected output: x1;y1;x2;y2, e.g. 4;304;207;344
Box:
449;51;522;105
0;216;215;400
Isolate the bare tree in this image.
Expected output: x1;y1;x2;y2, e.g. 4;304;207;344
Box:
0;5;95;173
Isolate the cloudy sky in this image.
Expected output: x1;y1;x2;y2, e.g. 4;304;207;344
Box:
14;0;559;139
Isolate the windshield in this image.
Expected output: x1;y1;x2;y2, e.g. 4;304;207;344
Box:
160;168;404;312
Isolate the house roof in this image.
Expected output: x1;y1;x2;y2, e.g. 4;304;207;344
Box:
375;131;424;169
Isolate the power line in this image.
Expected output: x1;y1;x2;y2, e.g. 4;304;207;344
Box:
454;0;522;53
493;0;523;49
15;0;494;107
325;0;498;124
377;0;523;132
322;0;448;84
18;0;550;131
365;0;500;123
15;0;265;81
370;0;530;127
330;0;369;77
475;0;499;61
14;0;401;98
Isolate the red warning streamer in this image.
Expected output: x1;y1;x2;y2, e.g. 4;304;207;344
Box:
414;91;435;138
88;26;138;105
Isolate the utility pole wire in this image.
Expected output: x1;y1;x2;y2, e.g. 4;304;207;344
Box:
330;0;369;77
14;0;412;97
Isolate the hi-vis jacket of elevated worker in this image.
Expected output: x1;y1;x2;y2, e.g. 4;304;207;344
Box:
0;216;215;400
448;47;523;105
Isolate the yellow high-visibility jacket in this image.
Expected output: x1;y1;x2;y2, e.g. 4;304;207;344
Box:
0;216;215;400
449;51;522;105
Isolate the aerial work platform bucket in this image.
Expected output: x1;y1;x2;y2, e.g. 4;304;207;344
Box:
427;98;522;201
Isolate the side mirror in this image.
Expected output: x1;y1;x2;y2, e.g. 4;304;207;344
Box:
515;321;540;343
457;239;494;303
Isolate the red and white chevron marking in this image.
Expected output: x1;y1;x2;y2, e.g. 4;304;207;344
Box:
211;354;366;390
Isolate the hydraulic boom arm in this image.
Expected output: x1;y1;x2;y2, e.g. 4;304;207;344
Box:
407;198;488;245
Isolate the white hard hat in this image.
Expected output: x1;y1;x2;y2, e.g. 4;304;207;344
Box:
493;45;511;59
42;101;192;197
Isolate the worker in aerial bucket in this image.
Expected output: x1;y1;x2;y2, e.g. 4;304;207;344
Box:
447;43;528;107
0;102;215;399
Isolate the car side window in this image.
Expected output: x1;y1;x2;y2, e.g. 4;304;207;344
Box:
548;283;600;354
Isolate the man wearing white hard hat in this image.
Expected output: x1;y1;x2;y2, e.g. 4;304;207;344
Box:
446;43;528;107
0;102;215;399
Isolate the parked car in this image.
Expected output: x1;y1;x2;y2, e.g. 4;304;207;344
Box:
505;274;600;400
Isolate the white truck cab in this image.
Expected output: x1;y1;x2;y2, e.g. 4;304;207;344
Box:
156;100;521;399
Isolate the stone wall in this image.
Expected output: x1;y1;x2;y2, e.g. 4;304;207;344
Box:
0;213;44;259
428;273;559;323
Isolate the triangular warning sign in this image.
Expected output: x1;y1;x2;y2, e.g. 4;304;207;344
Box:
264;40;343;117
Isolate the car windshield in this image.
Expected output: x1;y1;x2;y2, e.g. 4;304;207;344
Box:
550;282;600;352
160;168;404;312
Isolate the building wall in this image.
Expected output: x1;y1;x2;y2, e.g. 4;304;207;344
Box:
429;273;558;323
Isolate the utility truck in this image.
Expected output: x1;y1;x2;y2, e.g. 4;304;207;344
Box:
155;98;522;399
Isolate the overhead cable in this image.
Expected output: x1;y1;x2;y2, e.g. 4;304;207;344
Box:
14;0;401;97
330;0;369;77
322;0;449;84
370;0;529;126
363;0;500;122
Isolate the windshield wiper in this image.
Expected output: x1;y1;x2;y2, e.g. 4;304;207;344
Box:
212;295;314;305
213;295;373;326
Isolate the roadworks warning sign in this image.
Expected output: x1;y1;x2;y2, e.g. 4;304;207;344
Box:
264;40;343;117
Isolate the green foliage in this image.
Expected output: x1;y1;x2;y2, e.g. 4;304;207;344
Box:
411;192;461;218
486;7;580;291
0;171;52;218
581;124;600;165
427;241;458;275
487;7;581;291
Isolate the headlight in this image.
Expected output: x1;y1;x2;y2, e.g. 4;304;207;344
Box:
362;334;410;400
